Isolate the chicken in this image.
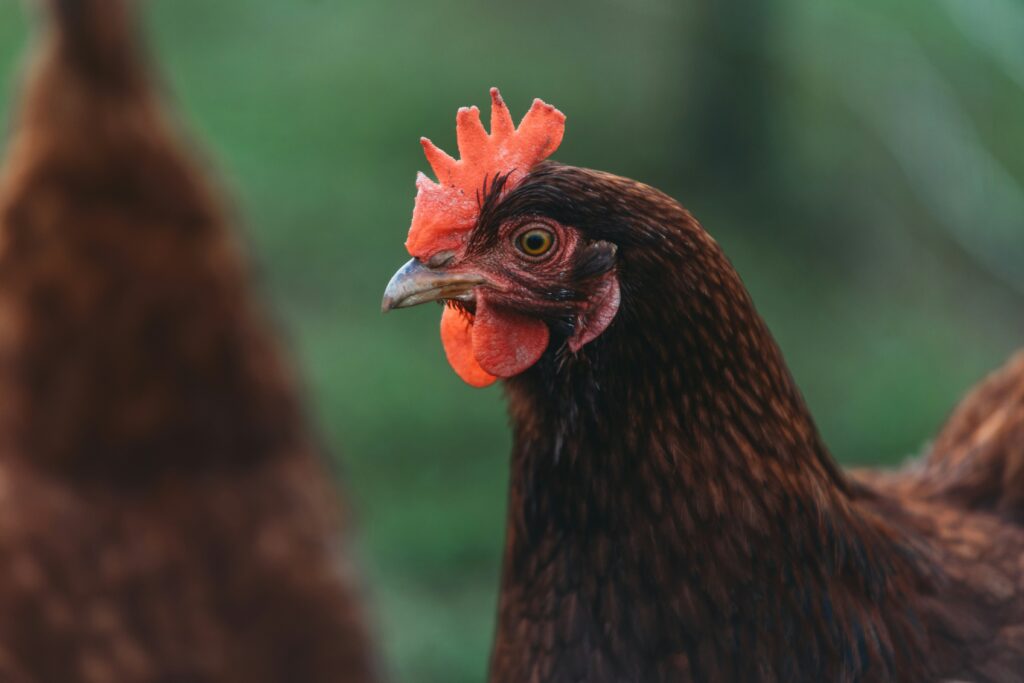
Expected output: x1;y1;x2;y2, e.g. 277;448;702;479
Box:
0;1;379;681
382;89;1024;682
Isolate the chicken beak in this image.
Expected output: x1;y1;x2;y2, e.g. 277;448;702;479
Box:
381;258;487;313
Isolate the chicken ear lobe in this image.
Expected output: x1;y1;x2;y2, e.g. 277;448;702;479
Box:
568;274;620;353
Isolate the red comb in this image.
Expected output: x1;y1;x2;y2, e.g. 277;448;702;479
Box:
405;88;566;258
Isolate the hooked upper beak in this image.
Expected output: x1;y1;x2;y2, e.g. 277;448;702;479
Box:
381;257;488;313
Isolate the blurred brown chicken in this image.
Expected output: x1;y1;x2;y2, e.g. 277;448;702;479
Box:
383;90;1024;682
0;1;379;681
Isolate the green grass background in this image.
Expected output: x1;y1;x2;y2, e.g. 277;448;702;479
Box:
1;1;1023;680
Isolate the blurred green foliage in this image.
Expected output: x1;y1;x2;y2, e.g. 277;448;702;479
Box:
1;0;1022;681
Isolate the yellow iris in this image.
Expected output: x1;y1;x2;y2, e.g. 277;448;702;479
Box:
517;228;554;257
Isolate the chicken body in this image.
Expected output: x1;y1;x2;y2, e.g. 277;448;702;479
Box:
0;1;378;681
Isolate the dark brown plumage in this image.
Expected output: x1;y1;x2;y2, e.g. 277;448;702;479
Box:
390;156;1024;681
0;1;379;681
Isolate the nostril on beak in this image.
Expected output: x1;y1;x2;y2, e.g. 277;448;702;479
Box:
426;250;456;269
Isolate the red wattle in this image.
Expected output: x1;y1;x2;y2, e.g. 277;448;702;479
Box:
440;307;497;388
439;294;551;387
471;293;550;379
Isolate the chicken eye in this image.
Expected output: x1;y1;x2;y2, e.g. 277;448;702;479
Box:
516;228;554;257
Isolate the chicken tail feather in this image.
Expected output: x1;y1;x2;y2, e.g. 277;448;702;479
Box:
919;350;1024;520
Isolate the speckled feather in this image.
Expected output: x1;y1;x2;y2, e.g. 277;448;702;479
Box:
477;164;1024;682
0;2;379;681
